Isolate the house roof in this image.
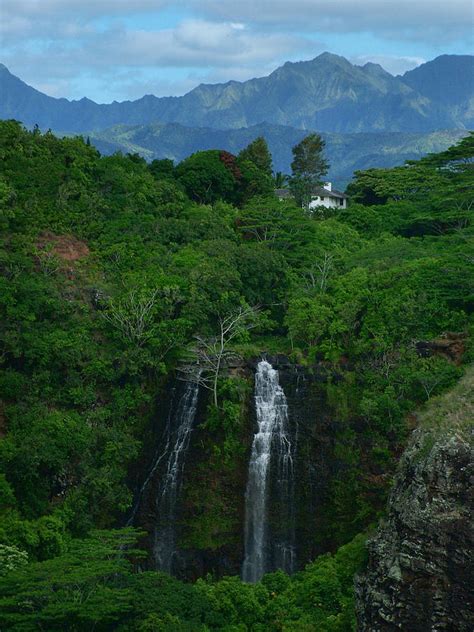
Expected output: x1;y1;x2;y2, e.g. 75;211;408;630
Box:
311;187;348;199
274;188;292;198
274;187;348;199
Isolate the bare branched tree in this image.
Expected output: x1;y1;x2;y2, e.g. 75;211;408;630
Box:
303;253;334;293
102;288;160;346
418;374;445;400
179;305;260;407
367;350;401;380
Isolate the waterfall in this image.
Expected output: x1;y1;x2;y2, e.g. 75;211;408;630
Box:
153;376;201;572
242;360;296;583
126;385;177;529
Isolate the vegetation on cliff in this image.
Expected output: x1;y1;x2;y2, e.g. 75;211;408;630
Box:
356;366;474;630
0;120;472;629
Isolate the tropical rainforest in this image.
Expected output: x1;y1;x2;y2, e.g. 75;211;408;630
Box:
0;120;472;630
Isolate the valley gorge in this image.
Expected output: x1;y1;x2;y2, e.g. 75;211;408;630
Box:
126;357;474;628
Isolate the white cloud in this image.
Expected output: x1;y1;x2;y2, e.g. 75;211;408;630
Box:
1;0;471;102
4;19;314;73
196;0;473;43
91;20;313;68
2;0;471;45
2;0;170;20
0;0;171;43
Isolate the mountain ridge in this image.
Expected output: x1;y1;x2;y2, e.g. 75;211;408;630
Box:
1;53;473;133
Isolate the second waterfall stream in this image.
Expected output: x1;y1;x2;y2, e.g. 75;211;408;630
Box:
242;360;296;583
153;377;201;572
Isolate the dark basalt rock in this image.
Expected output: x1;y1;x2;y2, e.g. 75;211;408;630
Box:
355;430;474;631
275;362;338;567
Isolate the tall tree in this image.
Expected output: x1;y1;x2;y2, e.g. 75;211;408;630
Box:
149;157;175;181
238;136;273;178
290;133;329;210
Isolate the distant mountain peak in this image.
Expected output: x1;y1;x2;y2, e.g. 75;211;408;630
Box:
360;61;395;79
403;54;474;106
316;51;348;60
1;53;472;134
271;52;351;73
362;61;388;72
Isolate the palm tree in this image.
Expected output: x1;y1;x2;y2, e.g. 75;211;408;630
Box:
274;171;288;188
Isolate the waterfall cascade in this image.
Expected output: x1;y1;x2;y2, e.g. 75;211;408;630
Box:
153;377;201;572
242;360;296;583
128;375;201;573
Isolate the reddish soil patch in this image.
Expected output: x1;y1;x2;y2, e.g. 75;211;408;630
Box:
416;332;466;365
37;232;90;261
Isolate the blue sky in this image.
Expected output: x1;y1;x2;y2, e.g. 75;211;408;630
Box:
1;0;472;103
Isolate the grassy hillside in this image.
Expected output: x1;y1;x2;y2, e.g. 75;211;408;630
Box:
418;365;474;439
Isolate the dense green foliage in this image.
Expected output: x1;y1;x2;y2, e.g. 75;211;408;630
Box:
174;149;272;206
0;528;367;631
88;123;469;187
238;136;273;179
0;121;472;628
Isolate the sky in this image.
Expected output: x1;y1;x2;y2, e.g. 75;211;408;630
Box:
1;0;473;103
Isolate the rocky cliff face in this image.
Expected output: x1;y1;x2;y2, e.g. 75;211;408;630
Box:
356;370;474;631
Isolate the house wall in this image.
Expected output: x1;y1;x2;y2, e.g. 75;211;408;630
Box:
309;196;346;210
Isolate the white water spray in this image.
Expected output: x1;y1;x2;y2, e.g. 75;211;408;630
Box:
242;360;295;582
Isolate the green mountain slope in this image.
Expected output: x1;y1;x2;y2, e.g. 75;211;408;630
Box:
1;54;473;133
88;122;469;187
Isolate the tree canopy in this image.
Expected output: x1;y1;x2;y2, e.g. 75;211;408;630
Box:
0;120;472;629
238;136;273;178
290;133;330;209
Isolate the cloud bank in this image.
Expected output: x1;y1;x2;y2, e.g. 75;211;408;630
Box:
1;0;471;101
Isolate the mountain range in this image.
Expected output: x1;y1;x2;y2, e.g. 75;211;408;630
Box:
1;53;472;184
2;53;473;134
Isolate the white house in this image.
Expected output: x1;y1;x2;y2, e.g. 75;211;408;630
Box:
275;182;348;210
308;182;348;210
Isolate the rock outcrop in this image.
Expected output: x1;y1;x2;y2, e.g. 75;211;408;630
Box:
356;369;474;631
